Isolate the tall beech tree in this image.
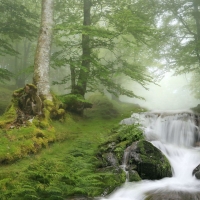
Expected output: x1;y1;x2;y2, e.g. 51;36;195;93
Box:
33;0;54;100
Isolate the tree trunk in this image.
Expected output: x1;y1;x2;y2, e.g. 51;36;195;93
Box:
70;59;76;94
74;0;91;97
33;0;54;100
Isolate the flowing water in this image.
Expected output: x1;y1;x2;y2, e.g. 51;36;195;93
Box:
101;111;200;200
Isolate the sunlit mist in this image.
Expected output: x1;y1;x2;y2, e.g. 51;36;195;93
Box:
120;72;199;111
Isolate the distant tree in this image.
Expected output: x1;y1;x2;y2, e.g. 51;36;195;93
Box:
33;0;54;101
152;0;200;73
73;0;91;96
0;0;38;83
52;0;157;99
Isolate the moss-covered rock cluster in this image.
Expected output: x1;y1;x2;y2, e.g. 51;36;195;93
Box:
58;93;92;115
97;124;172;184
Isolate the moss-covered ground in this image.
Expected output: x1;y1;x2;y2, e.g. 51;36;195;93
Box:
0;91;145;199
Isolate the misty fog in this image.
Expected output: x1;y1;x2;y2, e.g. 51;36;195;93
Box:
120;72;199;111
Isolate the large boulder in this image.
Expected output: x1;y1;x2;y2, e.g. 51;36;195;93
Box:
126;140;172;180
192;164;200;179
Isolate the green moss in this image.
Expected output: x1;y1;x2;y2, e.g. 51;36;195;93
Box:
100;124;144;159
0;104;17;128
58;93;92;114
129;170;141;182
97;167;126;195
137;140;172;179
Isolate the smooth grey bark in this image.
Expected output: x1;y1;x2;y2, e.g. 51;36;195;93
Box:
33;0;54;100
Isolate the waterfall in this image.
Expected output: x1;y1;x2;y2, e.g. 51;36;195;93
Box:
101;111;200;200
120;151;130;182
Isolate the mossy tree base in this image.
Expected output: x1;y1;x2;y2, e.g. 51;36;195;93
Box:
0;84;66;164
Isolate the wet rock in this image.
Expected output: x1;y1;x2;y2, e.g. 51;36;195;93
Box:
145;191;200;200
128;140;172;180
193;164;200;179
128;170;141;182
194;142;200;147
104;152;118;166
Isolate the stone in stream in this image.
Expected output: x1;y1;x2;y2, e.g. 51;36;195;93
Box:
192;164;200;179
126;140;172;180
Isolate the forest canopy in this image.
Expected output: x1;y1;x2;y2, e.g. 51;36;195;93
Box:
0;0;200;100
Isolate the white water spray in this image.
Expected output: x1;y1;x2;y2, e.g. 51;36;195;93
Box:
101;111;200;200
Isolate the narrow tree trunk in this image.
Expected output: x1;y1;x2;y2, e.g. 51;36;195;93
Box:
33;0;54;100
74;0;91;97
70;59;76;93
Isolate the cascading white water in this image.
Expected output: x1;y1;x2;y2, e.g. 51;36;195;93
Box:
101;111;200;200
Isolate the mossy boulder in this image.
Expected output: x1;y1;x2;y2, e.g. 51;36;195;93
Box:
129;170;141;182
128;140;172;180
58;94;92;115
97;124;144;165
96;124;144;185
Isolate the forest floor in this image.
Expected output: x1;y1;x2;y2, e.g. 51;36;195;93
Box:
0;85;145;198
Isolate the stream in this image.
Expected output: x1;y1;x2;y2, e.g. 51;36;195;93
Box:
101;111;200;200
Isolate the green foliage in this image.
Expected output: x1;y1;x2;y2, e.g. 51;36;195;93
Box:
0;69;13;83
52;0;156;98
0;0;38;56
152;0;200;74
0;99;142;199
0;0;39;84
117;124;144;142
112;124;144;160
98;123;144;164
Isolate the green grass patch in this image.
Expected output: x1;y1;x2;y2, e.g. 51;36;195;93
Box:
0;95;145;199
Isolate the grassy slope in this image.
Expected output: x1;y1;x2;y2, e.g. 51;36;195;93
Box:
0;94;145;199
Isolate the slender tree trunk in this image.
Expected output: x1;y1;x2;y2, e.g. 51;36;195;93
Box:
74;0;91;97
70;59;76;93
33;0;54;100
